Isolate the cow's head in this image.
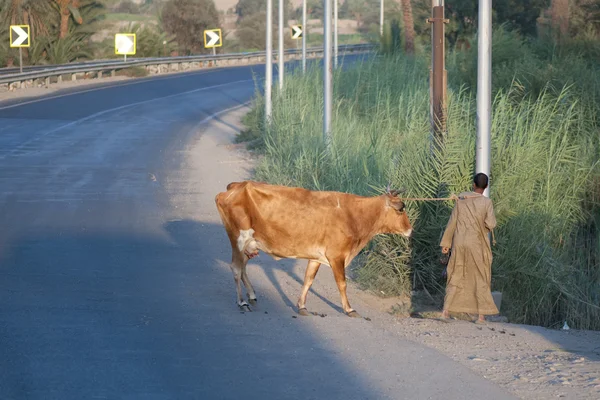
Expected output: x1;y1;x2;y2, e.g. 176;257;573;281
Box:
383;185;412;237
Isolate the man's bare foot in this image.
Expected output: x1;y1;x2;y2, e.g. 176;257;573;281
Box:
441;310;450;319
475;316;486;324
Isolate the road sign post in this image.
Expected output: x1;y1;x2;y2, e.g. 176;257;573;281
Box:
115;33;136;62
204;29;222;67
291;24;302;53
10;25;30;74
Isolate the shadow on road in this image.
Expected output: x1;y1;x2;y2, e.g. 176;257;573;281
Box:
0;219;379;400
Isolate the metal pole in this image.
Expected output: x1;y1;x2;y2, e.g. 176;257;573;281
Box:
213;46;216;66
323;0;332;149
265;0;273;123
476;0;492;197
380;0;384;37
124;54;127;63
278;0;284;90
302;0;307;73
19;48;23;74
334;0;338;68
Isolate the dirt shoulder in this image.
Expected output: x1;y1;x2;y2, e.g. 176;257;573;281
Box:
353;287;600;400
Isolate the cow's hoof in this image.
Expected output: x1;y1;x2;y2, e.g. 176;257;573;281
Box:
239;303;252;312
347;310;362;318
249;298;258;306
298;307;311;316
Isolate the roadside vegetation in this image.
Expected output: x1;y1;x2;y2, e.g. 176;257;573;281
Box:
237;3;600;331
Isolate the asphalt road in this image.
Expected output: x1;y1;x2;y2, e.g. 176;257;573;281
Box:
0;56;516;399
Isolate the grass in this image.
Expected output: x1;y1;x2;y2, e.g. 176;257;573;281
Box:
237;28;600;331
304;33;368;47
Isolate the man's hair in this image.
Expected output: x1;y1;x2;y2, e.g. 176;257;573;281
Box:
474;173;489;189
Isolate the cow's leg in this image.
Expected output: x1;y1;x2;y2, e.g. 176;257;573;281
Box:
297;260;321;316
241;263;257;305
230;251;252;311
330;259;361;318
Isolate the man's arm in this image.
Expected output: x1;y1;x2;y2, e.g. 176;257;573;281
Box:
440;205;458;251
485;200;497;231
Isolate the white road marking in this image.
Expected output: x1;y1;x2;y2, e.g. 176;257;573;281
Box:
193;102;251;128
0;79;253;160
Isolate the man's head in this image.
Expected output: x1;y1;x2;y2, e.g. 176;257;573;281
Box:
473;173;488;192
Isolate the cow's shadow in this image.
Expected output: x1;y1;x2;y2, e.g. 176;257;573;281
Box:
251;255;347;315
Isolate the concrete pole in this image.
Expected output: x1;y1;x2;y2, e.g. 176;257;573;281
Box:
278;0;284;90
380;0;384;37
265;0;273;123
334;0;338;68
302;0;307;73
323;0;332;149
476;0;492;197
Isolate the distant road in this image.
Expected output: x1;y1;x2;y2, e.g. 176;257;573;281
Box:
0;55;515;400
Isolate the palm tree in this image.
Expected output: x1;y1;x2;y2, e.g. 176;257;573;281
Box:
550;0;570;38
400;0;415;53
0;0;53;39
53;0;83;39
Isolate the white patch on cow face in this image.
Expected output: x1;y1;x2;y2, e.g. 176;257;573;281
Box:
403;228;413;238
237;228;255;252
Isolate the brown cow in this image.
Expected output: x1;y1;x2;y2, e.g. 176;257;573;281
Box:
214;180;413;318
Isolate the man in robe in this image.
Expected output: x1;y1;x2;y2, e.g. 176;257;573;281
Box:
440;173;499;323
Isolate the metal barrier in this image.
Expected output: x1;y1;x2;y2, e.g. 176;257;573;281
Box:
0;44;375;91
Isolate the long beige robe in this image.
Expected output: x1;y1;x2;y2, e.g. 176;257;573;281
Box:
440;191;499;315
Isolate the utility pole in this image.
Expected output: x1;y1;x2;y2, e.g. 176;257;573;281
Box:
265;0;273;124
476;0;492;197
334;0;338;68
428;0;448;142
302;0;307;73
323;0;332;149
278;0;284;90
380;0;384;37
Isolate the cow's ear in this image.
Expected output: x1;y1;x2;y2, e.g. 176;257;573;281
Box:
394;200;406;212
386;197;405;212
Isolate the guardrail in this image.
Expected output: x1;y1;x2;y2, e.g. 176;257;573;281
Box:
0;58;135;76
0;44;375;91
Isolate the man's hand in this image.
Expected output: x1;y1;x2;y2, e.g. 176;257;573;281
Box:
441;247;450;254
